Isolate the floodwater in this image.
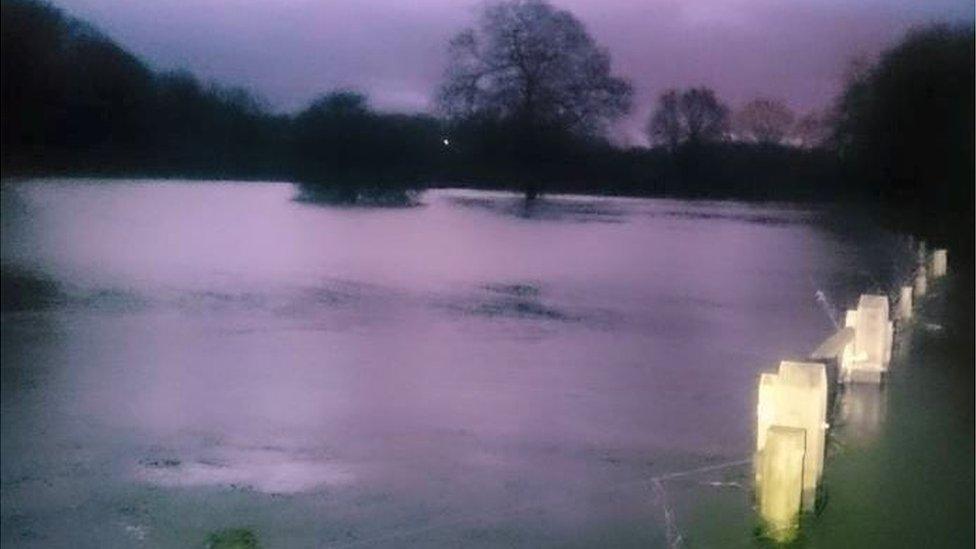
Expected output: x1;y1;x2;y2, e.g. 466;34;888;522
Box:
1;180;970;547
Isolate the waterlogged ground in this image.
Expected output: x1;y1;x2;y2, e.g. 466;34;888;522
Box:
1;180;970;547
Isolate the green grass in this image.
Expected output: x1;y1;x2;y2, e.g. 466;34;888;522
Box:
206;528;259;549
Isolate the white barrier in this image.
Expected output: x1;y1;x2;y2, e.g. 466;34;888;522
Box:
914;269;927;297
929;249;947;278
836;295;893;384
917;240;927;266
896;286;913;321
759;426;806;541
753;233;937;538
756;361;828;512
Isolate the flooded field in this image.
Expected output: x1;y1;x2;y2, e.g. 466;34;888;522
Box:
1;180;970;547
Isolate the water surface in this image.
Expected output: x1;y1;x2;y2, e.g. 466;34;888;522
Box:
1;180;927;547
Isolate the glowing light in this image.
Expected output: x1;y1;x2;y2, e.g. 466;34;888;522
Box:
442;138;450;146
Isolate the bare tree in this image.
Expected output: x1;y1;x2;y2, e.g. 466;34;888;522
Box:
734;98;795;144
681;88;729;144
437;0;632;137
646;87;729;149
791;109;832;149
647;90;682;151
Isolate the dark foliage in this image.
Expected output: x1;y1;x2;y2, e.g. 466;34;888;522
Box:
439;120;838;201
834;25;974;255
291;91;441;204
1;0;286;177
647;88;729;150
437;0;632;137
0;266;62;311
437;0;633;198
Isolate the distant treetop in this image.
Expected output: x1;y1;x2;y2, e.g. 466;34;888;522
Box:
437;0;632;137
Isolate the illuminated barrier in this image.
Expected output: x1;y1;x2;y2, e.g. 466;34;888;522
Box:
752;237;930;538
809;324;852;400
810;326;854;362
929;249;947;278
896;286;913;321
912;239;928;296
756;361;828;515
758;426;806;542
754;238;927;538
913;268;927;297
837;295;893;384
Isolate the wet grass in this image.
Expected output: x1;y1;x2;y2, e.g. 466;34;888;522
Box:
1;264;149;313
450;194;626;223
0;266;62;311
206;528;259;549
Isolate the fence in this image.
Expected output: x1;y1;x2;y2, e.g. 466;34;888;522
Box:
753;243;949;541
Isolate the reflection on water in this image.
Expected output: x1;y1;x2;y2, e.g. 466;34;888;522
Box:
835;384;887;445
450;193;626;223
135;442;355;494
1;180;906;546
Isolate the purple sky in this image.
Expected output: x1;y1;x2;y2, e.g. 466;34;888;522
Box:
55;0;972;144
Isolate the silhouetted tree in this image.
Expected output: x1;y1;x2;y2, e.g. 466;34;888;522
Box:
734;98;794;144
1;0;288;177
833;24;974;250
831;57;873;157
647;90;682;151
2;0;66;163
790;109;832;149
2;0;153;169
647;87;729;149
147;71;281;175
292;90;441;205
294;91;373;181
2;0;845;206
438;0;632;198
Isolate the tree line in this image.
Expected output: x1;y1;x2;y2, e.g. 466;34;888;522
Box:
2;0;973;243
0;0;441;189
834;24;973;257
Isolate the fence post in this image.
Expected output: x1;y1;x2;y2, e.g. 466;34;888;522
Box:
896;286;913;321
929;249;947;278
759;426;806;542
755;361;827;511
914;268;927;297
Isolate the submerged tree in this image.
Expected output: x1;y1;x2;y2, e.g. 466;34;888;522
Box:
647;87;729;149
292;90;441;205
437;0;632;198
293;90;374;182
734;98;795;145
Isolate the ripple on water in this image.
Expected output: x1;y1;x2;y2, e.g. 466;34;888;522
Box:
134;445;354;494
